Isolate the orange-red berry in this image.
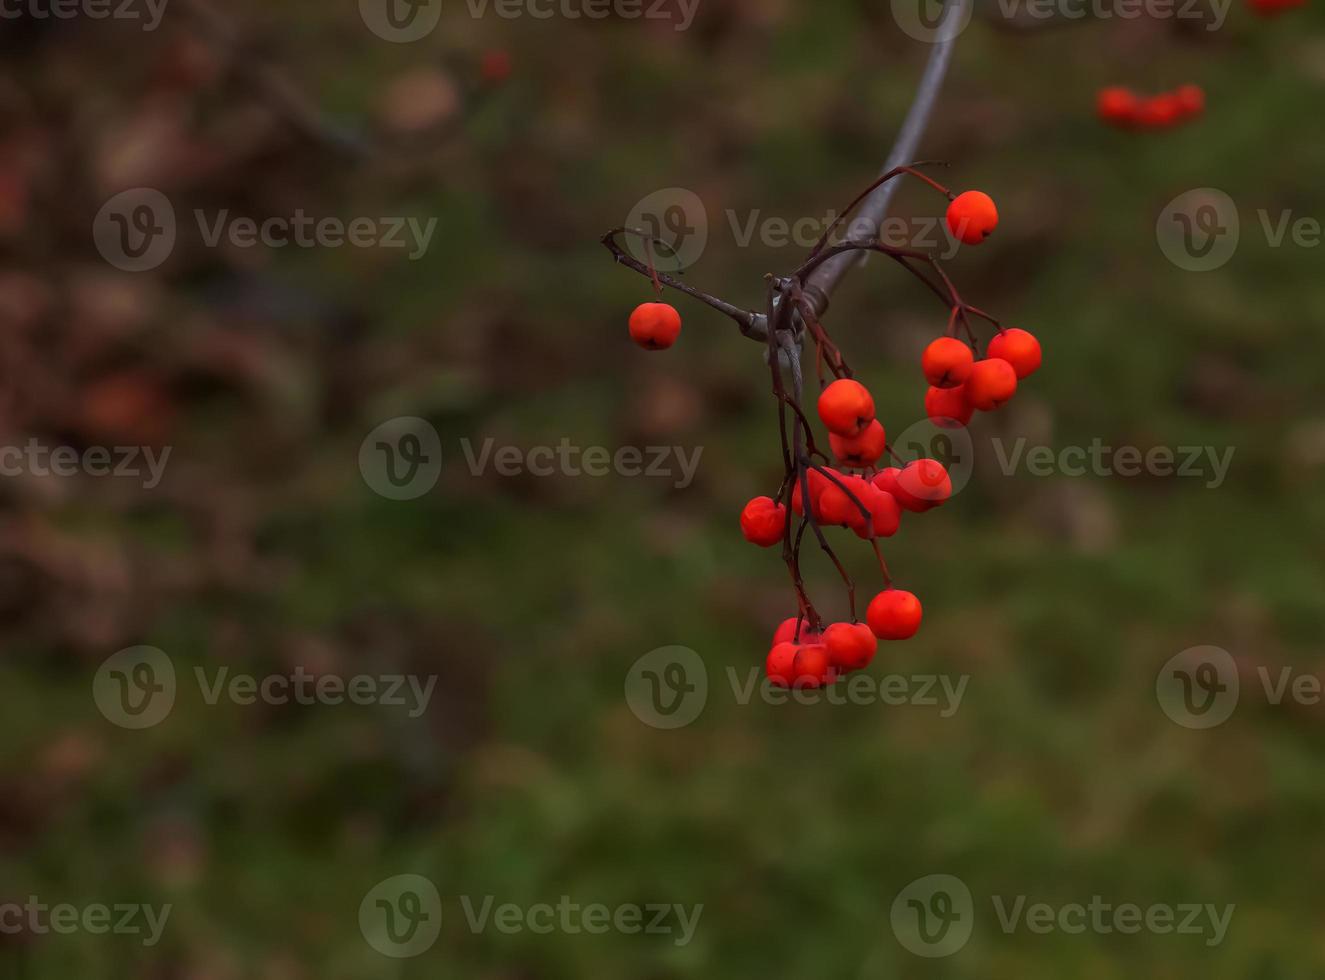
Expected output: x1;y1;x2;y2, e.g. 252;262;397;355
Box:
791;644;832;688
860;485;902;539
867;589;923;641
925;384;973;428
628;302;681;350
740;496;787;548
985;328;1042;380
966;357;1018;411
1174;84;1205;118
946;191;999;246
922;337;974;388
824;622;878;671
1136;94;1181;130
817;379;875;437
766;642;798;686
896;459;952;512
829;418;887;468
1097;87;1140;127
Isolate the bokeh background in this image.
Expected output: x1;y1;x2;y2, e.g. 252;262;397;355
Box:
2;0;1324;975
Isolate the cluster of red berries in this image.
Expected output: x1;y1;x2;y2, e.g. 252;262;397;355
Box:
1097;85;1205;131
738;376;956;685
922;328;1042;428
764;590;922;687
614;173;1028;693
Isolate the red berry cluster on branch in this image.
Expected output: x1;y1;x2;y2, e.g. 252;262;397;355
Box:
604;164;1042;690
1097;85;1205;131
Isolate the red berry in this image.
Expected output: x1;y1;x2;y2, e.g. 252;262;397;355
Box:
966;357;1018;411
1136;95;1181;130
481;49;512;84
857;486;901;539
872;467;902;497
925;384;973;428
772;617;818;646
867;589;923;641
1174;84;1205;118
1097;87;1140;127
946;191;999;246
740;496;787;547
922;337;974;388
628;302;681;350
790;469;829;517
816;482;854;526
896;459;951;512
829;418;886;468
817;379;875;437
766;642;798;686
791;644;832;688
985;328;1042;380
824;622;878;671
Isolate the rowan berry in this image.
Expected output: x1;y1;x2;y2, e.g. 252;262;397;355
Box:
871;467;902;498
772;617;818;646
829;418;887;468
867;589;923;640
896;459;951;512
1097;86;1140;127
791;644;832;688
965;357;1018;411
922;337;974;388
1174;84;1205;118
766;641;798;686
817;379;875;437
740;496;787;547
824;622;878;671
985;328;1042;380
925;384;973;428
790;469;830;517
628;302;681;350
857;484;901;539
946;190;999;246
1136;94;1181;130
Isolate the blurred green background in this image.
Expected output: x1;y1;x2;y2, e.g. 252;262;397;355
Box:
2;0;1324;975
